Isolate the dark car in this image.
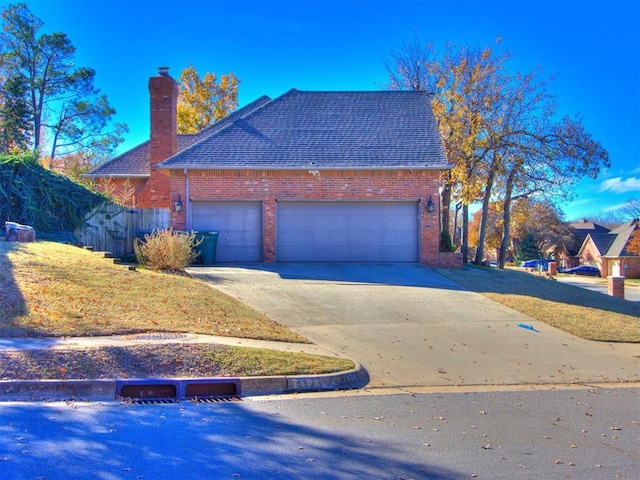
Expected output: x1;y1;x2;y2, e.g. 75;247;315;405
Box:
563;265;601;276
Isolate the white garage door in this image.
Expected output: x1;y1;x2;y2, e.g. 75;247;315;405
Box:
277;201;419;262
191;201;262;262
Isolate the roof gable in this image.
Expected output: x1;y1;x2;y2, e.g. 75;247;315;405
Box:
159;89;450;170
604;219;639;257
578;219;640;258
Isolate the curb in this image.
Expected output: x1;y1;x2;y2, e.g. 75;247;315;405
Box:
0;364;369;402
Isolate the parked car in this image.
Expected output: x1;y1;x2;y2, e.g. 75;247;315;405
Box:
563;265;601;276
521;259;549;271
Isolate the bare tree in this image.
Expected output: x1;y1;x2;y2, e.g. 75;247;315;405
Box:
619;197;640;221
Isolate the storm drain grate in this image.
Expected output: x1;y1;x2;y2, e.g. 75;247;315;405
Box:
116;378;242;404
130;333;188;341
128;398;179;405
192;396;242;403
126;397;241;405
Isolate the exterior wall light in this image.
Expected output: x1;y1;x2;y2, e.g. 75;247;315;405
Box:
426;195;434;213
174;194;183;213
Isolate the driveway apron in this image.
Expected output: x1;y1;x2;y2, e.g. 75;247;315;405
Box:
188;264;640;388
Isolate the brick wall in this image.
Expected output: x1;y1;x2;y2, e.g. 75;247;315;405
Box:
602;256;640;279
579;236;604;276
95;178;147;207
623;257;640;279
169;168;451;266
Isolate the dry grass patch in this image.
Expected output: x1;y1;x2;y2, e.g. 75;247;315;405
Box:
0;240;307;343
0;344;355;380
436;266;640;343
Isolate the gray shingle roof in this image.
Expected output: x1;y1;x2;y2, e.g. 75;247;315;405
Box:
567;221;610;256
159;89;450;170
582;219;640;258
604;219;639;257
86;95;273;177
588;233;616;257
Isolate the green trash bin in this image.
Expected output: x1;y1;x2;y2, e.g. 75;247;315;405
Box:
195;231;219;265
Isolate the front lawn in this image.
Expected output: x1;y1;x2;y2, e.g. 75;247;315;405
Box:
1;240;306;342
0;240;360;380
436;266;640;343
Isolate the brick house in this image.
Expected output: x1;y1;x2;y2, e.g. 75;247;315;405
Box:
578;219;640;278
87;68;457;266
554;219;610;268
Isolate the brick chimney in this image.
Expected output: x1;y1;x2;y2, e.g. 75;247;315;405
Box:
149;66;178;166
139;67;178;208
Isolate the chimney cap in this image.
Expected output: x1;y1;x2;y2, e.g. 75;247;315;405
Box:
158;66;170;77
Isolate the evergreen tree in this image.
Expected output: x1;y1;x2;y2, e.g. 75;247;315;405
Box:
515;232;540;263
0;3;126;160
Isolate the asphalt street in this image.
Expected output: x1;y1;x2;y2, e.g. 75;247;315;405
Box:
1;387;638;480
555;275;640;303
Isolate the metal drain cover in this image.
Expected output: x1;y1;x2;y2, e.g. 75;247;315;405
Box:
131;333;188;341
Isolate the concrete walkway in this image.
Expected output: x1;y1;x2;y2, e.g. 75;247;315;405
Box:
0;332;337;356
188;263;640;389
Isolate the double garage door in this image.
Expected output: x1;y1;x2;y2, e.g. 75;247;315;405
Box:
277;201;418;262
191;201;418;263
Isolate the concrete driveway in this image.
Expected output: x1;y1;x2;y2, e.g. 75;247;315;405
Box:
188;264;640;388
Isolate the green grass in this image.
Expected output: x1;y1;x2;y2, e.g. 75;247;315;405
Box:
436;265;640;343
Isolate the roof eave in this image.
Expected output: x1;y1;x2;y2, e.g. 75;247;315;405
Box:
80;173;150;179
159;164;453;171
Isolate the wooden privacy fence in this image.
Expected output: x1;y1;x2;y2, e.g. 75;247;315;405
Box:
75;203;170;257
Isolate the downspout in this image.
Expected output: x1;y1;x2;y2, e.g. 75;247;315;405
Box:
184;169;190;231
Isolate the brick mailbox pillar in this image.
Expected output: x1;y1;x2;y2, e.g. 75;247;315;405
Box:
548;261;557;276
608;276;625;299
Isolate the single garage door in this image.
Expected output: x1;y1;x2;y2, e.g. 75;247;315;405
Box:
191;201;262;262
277;201;418;262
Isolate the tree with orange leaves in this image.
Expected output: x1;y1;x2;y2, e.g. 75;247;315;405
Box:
177;65;240;134
628;229;640;256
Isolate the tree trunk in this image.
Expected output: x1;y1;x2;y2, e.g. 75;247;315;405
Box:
498;171;516;269
474;167;496;265
453;202;462;247
440;174;452;236
461;203;469;264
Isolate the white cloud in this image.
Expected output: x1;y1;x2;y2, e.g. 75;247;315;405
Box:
598;177;640;193
566;198;594;207
602;202;629;213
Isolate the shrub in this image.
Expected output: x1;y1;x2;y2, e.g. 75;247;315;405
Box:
440;230;455;252
134;229;201;271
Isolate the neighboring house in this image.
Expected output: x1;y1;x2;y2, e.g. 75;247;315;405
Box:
554;219;610;268
578;219;640;278
86;68;457;266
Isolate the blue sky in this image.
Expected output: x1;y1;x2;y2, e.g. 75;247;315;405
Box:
17;0;640;221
